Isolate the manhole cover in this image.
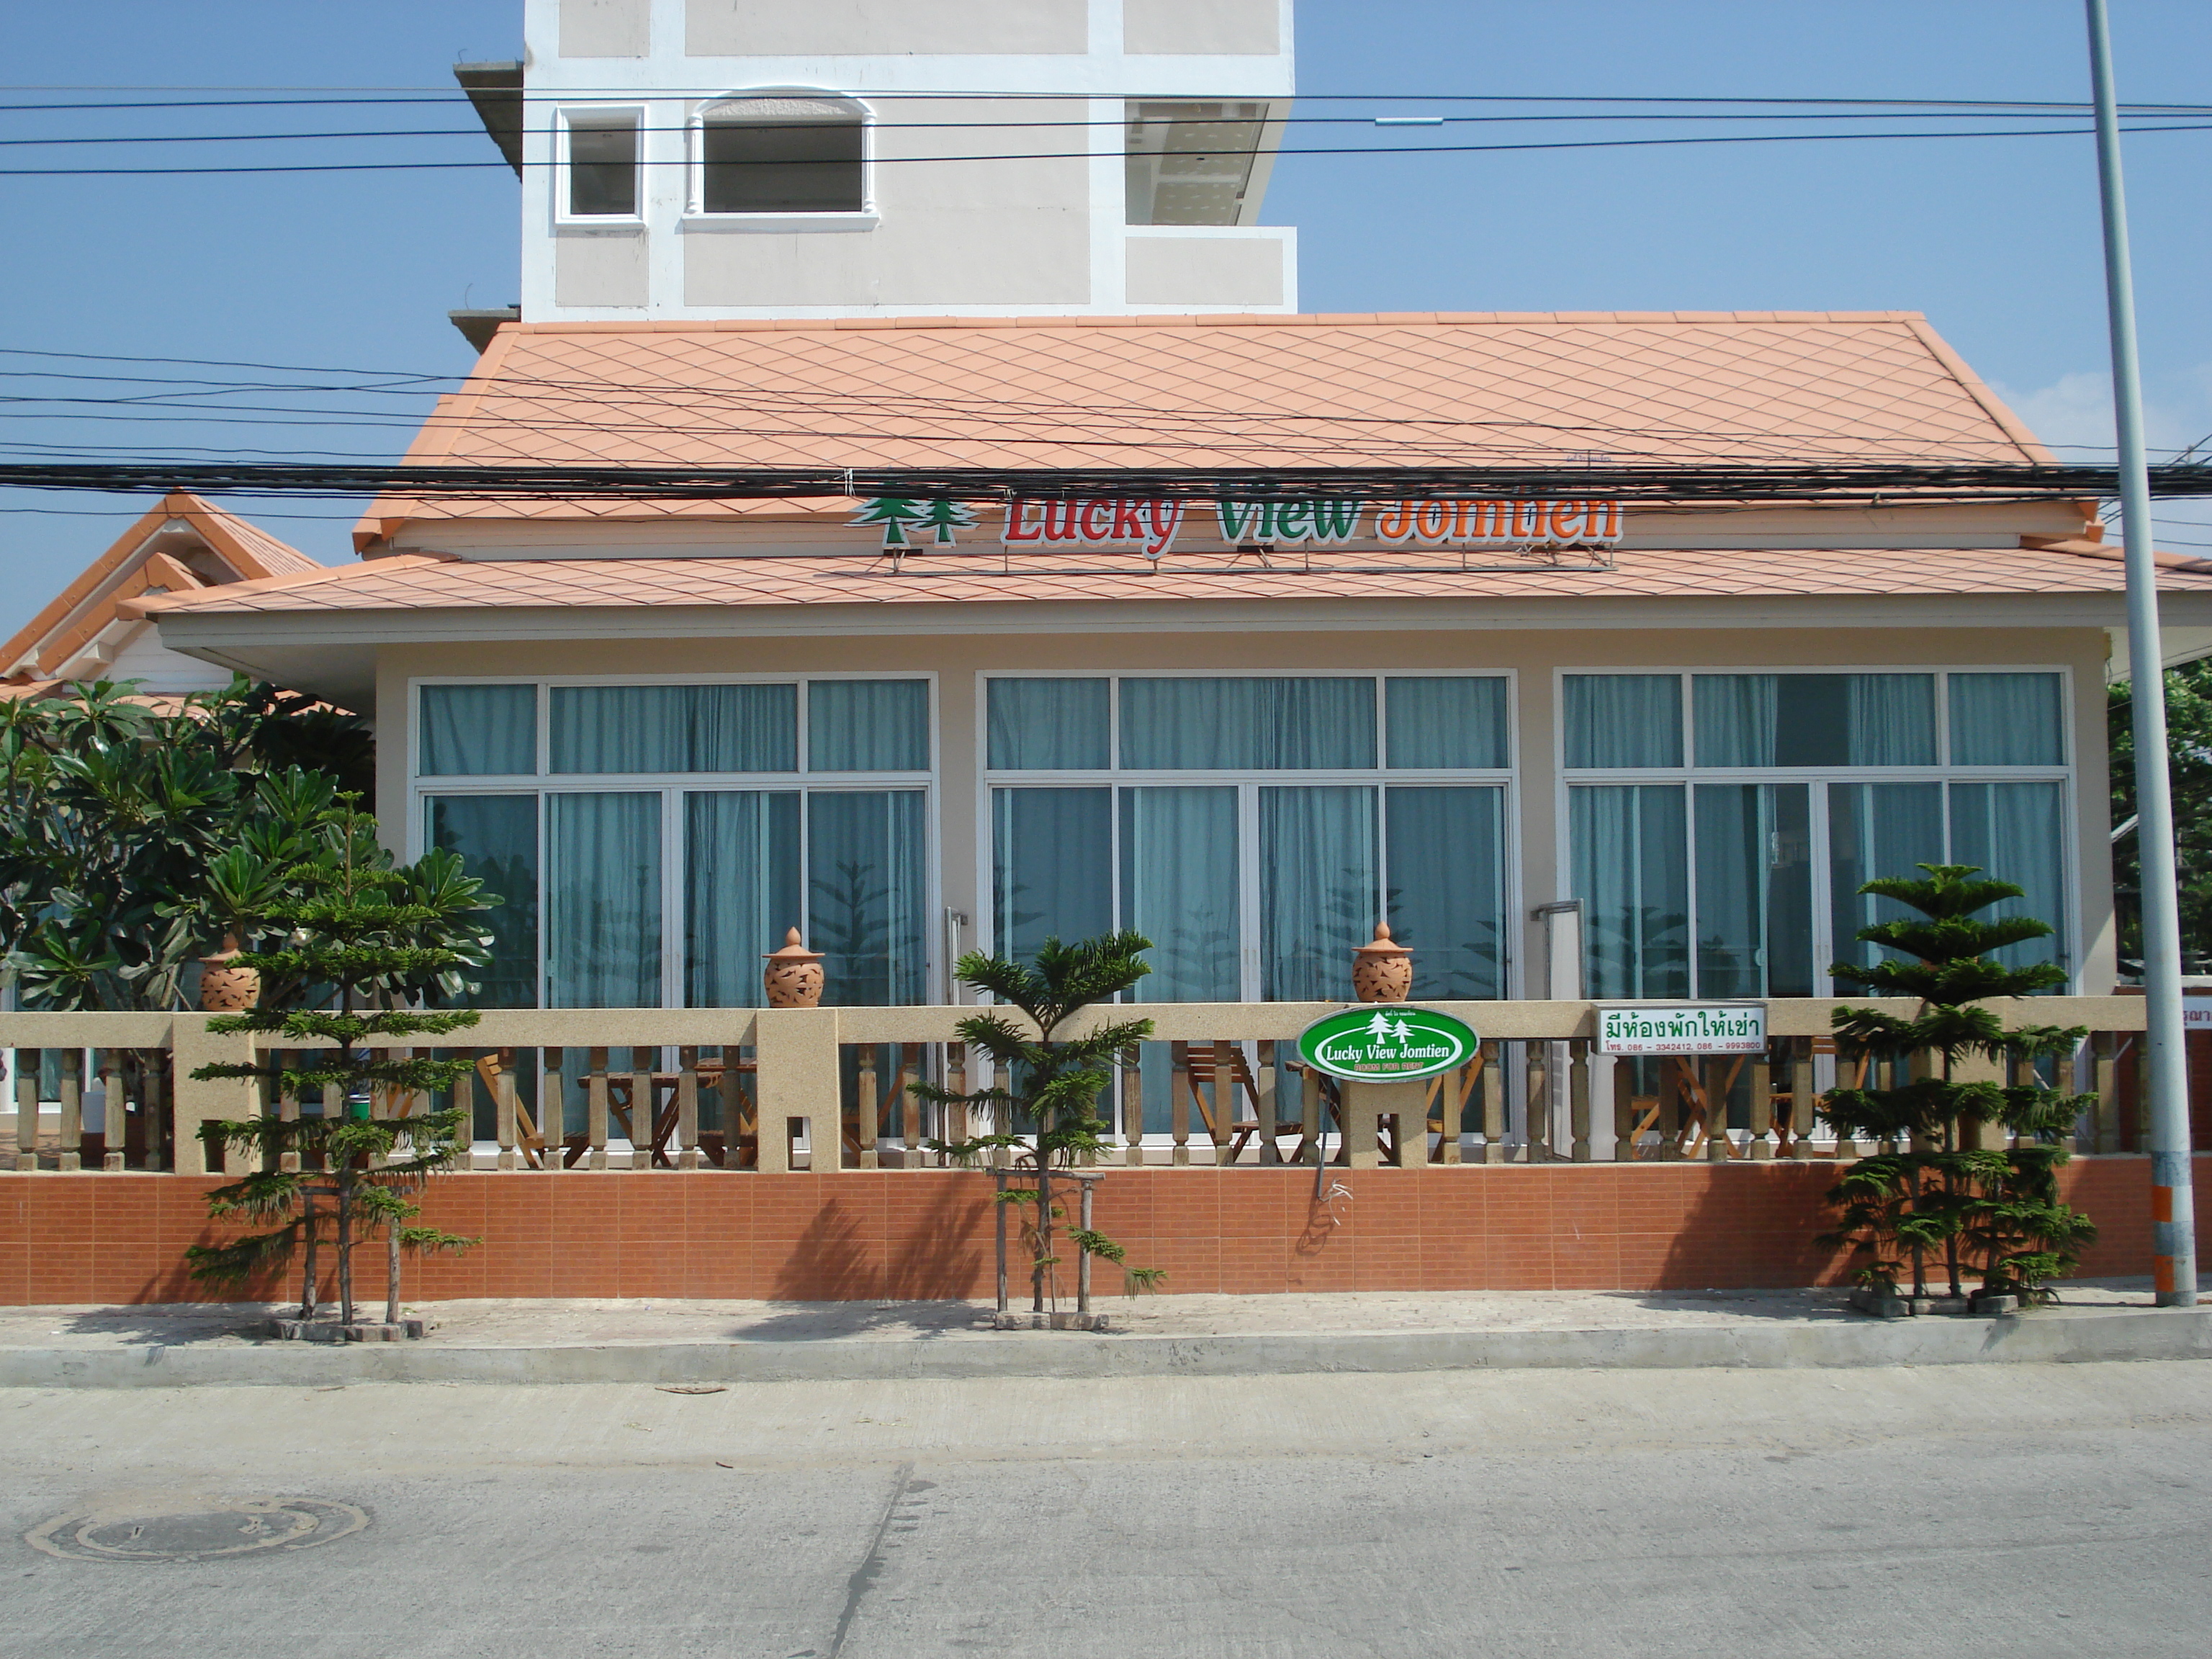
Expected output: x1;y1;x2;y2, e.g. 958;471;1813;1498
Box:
27;1497;369;1563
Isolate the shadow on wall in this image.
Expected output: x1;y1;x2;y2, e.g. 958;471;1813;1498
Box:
1653;1162;1855;1293
763;1177;989;1303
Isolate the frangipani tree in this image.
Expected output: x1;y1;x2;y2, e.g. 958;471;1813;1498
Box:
1821;864;2097;1304
921;932;1164;1308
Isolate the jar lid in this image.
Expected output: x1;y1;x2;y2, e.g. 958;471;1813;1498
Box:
1353;922;1411;958
763;925;823;963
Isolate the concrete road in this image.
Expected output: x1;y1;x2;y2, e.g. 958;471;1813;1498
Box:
6;1362;2210;1658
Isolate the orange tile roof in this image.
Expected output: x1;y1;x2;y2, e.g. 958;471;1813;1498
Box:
1;492;320;679
136;539;2212;621
356;311;2051;547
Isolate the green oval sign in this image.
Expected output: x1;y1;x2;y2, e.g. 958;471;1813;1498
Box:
1296;1005;1479;1082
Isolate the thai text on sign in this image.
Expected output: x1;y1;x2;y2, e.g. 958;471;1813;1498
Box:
1596;1004;1768;1056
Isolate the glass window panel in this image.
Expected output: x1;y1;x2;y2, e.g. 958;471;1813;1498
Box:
1692;675;1778;767
1693;783;1814;997
1950;673;2064;766
545;793;662;1008
1384;677;1509;770
1564;675;1682;769
420;684;536;776
1570;783;1689;997
1119;786;1240;1001
1259;786;1377;1002
567;120;638;217
987;678;1110;771
992;788;1112;965
809;680;929;772
807;790;928;1004
426;795;539;1007
1845;675;1937;765
1385;786;1506;999
1949;780;2069;975
684;791;800;1007
703;118;865;214
549;684;795;774
1827;782;1946;977
1120;678;1375;770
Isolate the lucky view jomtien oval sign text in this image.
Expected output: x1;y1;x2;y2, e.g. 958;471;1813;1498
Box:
1296;1005;1479;1083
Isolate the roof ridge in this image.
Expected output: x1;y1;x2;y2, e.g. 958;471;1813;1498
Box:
508;310;1931;338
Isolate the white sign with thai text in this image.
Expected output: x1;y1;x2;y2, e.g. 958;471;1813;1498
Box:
1596;1004;1767;1056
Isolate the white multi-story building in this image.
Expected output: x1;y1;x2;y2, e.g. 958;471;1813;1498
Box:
464;0;1297;326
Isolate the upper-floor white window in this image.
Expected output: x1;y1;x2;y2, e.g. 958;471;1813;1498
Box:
558;107;643;221
688;91;870;219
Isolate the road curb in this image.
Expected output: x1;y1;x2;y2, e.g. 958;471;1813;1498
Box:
2;1306;2208;1388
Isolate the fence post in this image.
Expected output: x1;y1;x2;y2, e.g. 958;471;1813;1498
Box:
1480;1041;1506;1164
755;1007;840;1173
170;1015;258;1177
1749;1047;1774;1161
1569;1040;1591;1163
586;1047;610;1171
1789;1038;1817;1159
1121;1047;1145;1166
12;1048;38;1172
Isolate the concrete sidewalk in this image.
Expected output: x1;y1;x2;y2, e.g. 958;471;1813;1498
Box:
2;1280;2208;1387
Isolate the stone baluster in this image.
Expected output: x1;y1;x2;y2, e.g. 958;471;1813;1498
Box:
675;1046;701;1170
1170;1041;1192;1166
1789;1038;1817;1159
1122;1046;1146;1166
543;1048;567;1171
1749;1046;1774;1161
1705;1059;1732;1163
140;1051;167;1172
855;1043;880;1169
1256;1041;1282;1166
1480;1040;1506;1164
1611;1053;1636;1161
1300;1061;1323;1166
14;1048;39;1171
493;1048;521;1170
628;1046;654;1170
946;1042;968;1168
1524;1041;1550;1162
1569;1039;1591;1163
1211;1039;1236;1165
2057;1043;2081;1155
585;1046;610;1170
56;1048;83;1173
98;1051;125;1172
276;1051;302;1174
896;1043;922;1165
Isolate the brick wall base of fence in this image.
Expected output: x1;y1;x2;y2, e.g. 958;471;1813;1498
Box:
1;1158;2206;1307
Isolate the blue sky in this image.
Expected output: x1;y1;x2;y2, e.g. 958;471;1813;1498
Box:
3;0;2209;638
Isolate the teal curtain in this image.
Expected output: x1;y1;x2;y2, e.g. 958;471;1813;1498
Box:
1950;673;2064;765
1693;783;1813;997
420;685;536;775
1570;783;1689;997
987;679;1110;770
1950;780;2068;974
549;684;795;774
1120;786;1239;1000
1691;675;1777;768
992;788;1112;963
1385;786;1505;999
1384;677;1509;769
545;792;662;1007
809;680;929;772
1691;675;1934;768
1259;786;1377;1002
684;791;800;1007
1120;678;1375;770
1563;675;1682;768
1845;675;1937;765
1827;781;1946;975
808;790;928;1004
425;794;539;1007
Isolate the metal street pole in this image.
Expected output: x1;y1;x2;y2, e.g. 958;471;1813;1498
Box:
2085;0;2195;1305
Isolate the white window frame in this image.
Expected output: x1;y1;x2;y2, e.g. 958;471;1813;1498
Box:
553;104;647;227
682;86;878;231
1552;665;2080;996
408;673;941;1010
974;668;1523;1003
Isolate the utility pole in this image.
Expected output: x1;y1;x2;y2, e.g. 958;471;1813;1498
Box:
2085;0;2195;1306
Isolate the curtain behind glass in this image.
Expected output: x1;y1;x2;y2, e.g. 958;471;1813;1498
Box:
1846;675;1937;765
1385;786;1504;999
987;679;1110;770
549;684;795;774
809;680;930;772
426;794;539;1007
1827;781;1945;976
808;790;927;1004
420;685;536;775
1949;780;2068;974
1120;786;1239;1000
1120;678;1375;770
1570;783;1689;997
1259;786;1377;1002
546;792;662;1007
1563;675;1682;768
684;791;800;1007
1950;673;2064;765
1691;675;1776;768
992;788;1112;964
1384;678;1509;769
1693;783;1812;997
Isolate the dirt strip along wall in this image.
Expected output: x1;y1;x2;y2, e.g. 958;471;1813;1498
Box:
1;1159;2206;1307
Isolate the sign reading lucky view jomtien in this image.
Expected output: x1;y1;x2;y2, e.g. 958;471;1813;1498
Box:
1596;1004;1768;1056
1297;1006;1480;1083
848;496;1624;554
